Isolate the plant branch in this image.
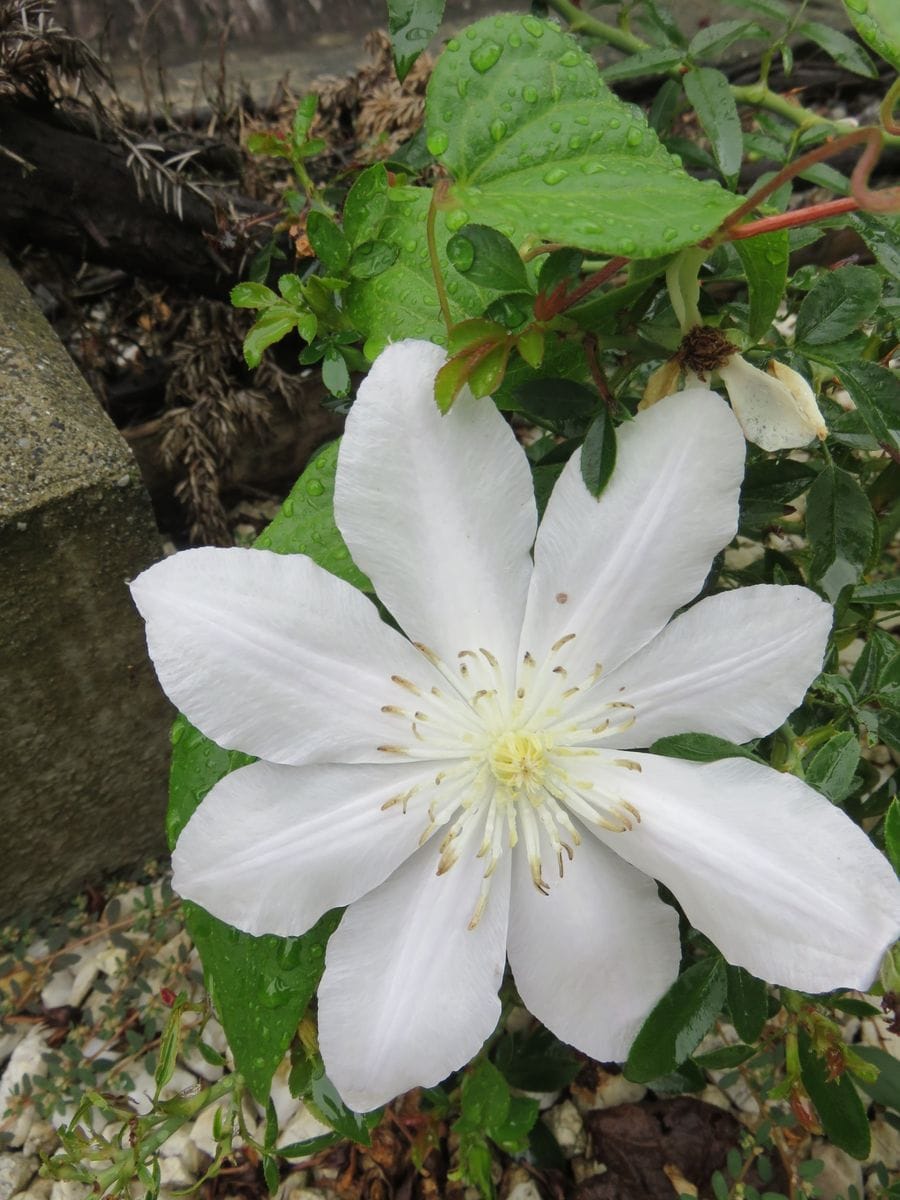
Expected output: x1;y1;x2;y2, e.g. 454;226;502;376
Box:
427;183;453;333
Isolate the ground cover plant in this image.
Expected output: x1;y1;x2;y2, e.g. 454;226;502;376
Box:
4;0;900;1196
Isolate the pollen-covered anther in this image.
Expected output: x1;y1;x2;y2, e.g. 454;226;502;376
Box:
614;758;642;773
551;633;576;653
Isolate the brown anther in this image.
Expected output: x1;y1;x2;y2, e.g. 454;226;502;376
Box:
677;325;737;375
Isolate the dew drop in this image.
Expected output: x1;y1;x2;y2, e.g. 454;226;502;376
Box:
542;166;568;185
550;120;561;134
508;31;522;47
844;0;866;11
490;118;507;142
259;976;292;1009
470;40;502;72
447;235;475;272
522;84;539;103
626;126;643;147
282;498;295;517
465;26;477;39
608;118;621;130
691;223;703;232
574;114;589;126
446;37;460;51
457;78;468;97
445;208;469;231
170;723;184;745
559;49;581;67
256;534;272;548
518;152;533;167
427;130;449;155
568;135;583;150
306;478;325;497
589;129;604;143
581;160;605;175
766;249;783;264
620;237;636;253
522;15;544;36
403;239;417;253
663;227;678;241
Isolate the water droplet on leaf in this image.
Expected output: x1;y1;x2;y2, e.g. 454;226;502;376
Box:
559;50;581;67
522;15;544;36
446;235;475;272
522;85;538;103
445;208;469;232
446;38;460;51
470;40;502;72
542;167;568;185
426;130;449;156
490;119;507;142
626;126;643;147
306;479;325;497
581;160;605;175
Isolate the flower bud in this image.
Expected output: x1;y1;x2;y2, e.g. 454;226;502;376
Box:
718;354;827;451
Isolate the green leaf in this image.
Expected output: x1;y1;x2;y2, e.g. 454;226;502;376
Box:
343;164;391;247
446;224;528;291
885;798;900;874
850;212;900;278
806;464;877;601
306;211;350;273
726;965;769;1044
850;628;898;698
291;94;318;148
242;306;297;368
688;19;769;60
734;231;789;340
852;579;900;606
183;900;339;1103
625;956;728;1083
692;1043;756;1069
843;0;900;71
832;362;900;456
231;281;278;309
852;1044;900;1109
804;731;861;803
348;239;401;280
798;1029;870;1160
798;20;878;77
426;14;738;260
794;265;882;346
459;1059;510;1132
388;0;445;81
322;347;351;397
580;409;617;498
650;733;762;763
491;1094;540;1153
309;1065;380;1137
600;47;684;82
345;186;493;354
739;459;817;533
503;378;596;437
683;68;743;185
493;1028;581;1092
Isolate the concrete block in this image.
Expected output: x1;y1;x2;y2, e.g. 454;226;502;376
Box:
0;255;171;918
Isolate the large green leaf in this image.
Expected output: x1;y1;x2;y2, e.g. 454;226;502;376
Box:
735;230;789;341
798;1029;871;1160
344;185;495;355
806;464;877;601
843;0;900;70
425;14;739;259
167;440;365;1102
625;956;728;1082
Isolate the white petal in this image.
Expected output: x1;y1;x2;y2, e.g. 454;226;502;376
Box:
335;340;537;677
574;585;832;749
172;759;448;937
720;356;824;452
507;829;680;1062
585;754;900;992
519;388;745;683
131;546;442;765
318;840;511;1111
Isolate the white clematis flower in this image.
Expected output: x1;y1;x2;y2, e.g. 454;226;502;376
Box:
131;340;900;1113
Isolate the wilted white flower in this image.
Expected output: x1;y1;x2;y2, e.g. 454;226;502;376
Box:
132;341;899;1112
645;249;828;451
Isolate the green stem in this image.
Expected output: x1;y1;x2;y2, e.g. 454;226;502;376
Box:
427;186;453;334
92;1075;238;1193
544;0;646;55
543;0;900;144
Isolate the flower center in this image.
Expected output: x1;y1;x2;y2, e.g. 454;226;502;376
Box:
489;730;548;799
376;640;643;928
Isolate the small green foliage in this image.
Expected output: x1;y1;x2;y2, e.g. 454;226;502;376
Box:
625;956;729;1082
